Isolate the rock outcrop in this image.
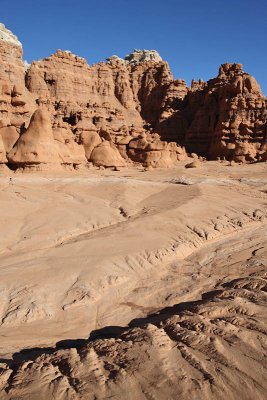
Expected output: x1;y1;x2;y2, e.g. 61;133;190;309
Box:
157;63;267;160
0;23;266;170
124;49;163;64
7;108;62;166
7;108;87;167
23;47;187;168
0;23;22;47
1;269;266;399
0;23;35;139
90;140;126;167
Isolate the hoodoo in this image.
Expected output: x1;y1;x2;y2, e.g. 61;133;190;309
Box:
0;23;266;170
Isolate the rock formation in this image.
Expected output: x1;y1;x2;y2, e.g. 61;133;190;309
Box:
7;108;61;166
90;140;126;167
7;108;87;167
0;133;7;163
23;48;184;169
1;269;266;399
157;63;267;160
0;24;35;140
0;22;266;170
125;49;163;64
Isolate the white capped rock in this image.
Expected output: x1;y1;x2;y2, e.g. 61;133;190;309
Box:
0;23;22;47
124;49;163;64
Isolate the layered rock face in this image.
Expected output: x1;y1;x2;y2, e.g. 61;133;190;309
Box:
157;63;267;161
18;46;184;168
0;23;266;170
0;24;35;165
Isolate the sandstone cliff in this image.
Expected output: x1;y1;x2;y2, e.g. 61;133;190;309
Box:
0;23;266;170
157;63;267;161
0;24;35;155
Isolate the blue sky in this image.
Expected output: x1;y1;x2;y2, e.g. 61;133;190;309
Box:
2;0;267;94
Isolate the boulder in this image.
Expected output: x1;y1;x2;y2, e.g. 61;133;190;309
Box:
80;131;102;160
185;161;198;168
90;141;126;167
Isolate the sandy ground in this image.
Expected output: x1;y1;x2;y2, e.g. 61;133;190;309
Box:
0;161;266;399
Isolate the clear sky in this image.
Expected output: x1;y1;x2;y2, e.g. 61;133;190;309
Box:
2;0;267;94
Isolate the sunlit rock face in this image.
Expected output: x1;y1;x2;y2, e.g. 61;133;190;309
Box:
0;23;22;47
157;63;267;160
124;49;163;64
0;22;266;169
0;23;36;161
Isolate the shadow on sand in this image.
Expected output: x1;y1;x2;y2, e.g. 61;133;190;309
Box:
0;287;220;369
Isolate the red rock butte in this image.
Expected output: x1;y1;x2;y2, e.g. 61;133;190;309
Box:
0;23;266;170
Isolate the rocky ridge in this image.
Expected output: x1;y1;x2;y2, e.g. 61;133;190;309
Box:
0;23;266;170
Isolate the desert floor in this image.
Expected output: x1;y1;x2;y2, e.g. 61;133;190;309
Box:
0;161;266;399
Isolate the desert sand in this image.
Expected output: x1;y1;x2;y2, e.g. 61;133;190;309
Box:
0;161;266;399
